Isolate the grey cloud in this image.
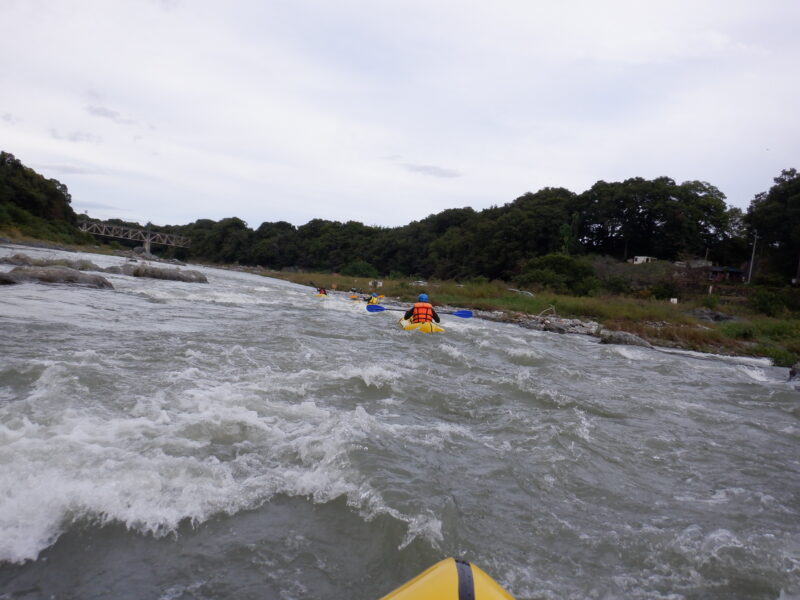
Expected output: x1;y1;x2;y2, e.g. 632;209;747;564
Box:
50;129;102;143
86;105;134;125
402;163;461;178
39;164;96;175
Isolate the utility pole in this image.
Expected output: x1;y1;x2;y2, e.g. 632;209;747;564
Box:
747;232;759;284
795;252;800;285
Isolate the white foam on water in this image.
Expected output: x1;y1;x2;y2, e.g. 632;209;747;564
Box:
438;343;466;362
572;408;594;442
329;364;401;388
0;368;446;563
398;511;443;550
614;346;653;361
735;365;769;382
504;346;543;360
661;347;774;367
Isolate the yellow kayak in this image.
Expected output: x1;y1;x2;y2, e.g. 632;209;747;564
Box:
399;317;445;333
379;557;514;600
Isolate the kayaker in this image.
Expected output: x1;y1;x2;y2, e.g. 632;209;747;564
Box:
316;287;327;295
404;293;440;323
364;293;380;305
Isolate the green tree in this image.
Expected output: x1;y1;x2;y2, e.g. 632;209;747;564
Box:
745;168;800;281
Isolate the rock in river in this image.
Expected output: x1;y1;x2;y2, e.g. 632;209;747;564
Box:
7;266;114;288
598;329;653;348
123;264;208;283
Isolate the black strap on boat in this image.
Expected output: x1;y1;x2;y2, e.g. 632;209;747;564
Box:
455;559;475;600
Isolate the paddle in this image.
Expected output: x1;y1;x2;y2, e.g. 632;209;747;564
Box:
365;304;473;318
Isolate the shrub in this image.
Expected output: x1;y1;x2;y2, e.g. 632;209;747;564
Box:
752;344;797;367
749;289;787;317
602;276;631;294
651;280;681;300
515;254;597;296
339;259;379;278
718;323;755;340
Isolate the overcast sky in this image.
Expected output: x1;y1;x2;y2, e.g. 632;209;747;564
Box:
2;1;798;228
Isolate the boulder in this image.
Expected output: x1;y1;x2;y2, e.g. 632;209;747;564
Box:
128;264;208;283
0;253;36;266
789;362;800;382
542;320;567;334
0;253;102;272
598;329;653;348
9;266;114;289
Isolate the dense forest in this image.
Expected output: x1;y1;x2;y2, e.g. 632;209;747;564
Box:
0;151;93;244
2;150;799;290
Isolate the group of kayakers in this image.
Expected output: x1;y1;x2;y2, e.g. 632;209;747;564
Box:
313;285;440;324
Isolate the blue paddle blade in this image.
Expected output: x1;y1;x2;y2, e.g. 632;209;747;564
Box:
366;305;472;318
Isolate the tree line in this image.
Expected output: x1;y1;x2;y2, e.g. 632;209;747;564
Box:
2;150;798;286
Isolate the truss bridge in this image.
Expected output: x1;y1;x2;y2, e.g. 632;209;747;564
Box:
79;220;190;254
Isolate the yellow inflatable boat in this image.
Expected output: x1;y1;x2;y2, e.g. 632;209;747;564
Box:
399;317;445;333
379;557;514;599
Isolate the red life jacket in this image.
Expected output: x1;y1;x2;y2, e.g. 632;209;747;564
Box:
412;302;434;323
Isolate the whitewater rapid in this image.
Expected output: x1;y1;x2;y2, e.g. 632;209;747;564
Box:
1;244;798;600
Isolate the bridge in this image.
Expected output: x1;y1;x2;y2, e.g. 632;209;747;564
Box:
78;220;190;254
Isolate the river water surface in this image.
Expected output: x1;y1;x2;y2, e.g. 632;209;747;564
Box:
1;244;798;600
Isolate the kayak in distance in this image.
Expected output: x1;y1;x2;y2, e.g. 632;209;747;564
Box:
379;557;514;600
399;317;445;333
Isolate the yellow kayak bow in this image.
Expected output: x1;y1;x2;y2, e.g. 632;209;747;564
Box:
379;558;515;600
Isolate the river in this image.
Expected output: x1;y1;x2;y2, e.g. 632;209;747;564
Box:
1;243;798;600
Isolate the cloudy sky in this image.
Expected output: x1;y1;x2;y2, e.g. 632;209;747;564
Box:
2;1;798;228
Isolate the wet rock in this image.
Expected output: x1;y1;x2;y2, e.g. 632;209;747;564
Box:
598;329;653;348
128;264;207;283
9;266;114;289
0;253;102;272
790;362;800;381
0;271;20;284
542;320;567;334
0;253;36;266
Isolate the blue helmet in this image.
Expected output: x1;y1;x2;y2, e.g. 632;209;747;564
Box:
418;293;428;302
371;293;378;297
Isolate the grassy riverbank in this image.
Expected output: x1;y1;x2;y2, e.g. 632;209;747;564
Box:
262;270;800;367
